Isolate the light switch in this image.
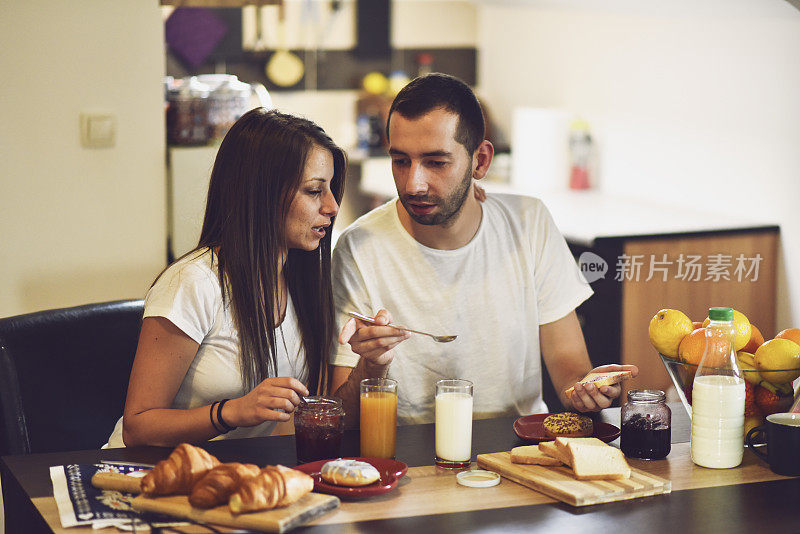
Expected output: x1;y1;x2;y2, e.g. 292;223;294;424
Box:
80;112;116;148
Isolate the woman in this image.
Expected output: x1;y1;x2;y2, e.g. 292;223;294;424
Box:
107;108;345;447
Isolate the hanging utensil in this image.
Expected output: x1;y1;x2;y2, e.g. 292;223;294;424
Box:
253;2;267;52
266;0;305;88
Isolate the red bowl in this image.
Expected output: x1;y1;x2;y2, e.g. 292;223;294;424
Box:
513;413;621;443
293;457;408;499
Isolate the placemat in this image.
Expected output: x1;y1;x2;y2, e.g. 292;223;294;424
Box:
50;462;185;530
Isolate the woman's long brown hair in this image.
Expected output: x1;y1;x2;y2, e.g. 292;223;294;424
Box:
195;108;345;394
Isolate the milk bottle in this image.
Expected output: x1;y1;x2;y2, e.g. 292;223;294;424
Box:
691;307;745;468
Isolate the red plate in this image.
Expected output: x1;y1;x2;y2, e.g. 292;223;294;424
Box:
513;413;621;444
293;457;408;499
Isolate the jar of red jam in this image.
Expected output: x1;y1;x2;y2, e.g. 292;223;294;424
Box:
294;396;345;463
621;389;671;460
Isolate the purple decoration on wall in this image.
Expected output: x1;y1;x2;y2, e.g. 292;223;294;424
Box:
165;8;228;68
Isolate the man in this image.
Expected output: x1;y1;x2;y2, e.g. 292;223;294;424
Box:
330;73;636;424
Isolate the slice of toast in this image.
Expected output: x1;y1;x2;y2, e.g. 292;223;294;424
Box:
510;445;564;466
553;436;606;458
564;370;633;399
538;441;571;466
567;441;631;480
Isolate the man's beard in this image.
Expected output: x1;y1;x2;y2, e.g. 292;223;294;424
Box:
399;168;472;227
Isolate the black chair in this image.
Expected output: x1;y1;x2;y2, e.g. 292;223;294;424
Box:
0;299;143;455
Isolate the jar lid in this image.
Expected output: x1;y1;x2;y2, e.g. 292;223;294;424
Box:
296;396;343;415
456;470;501;488
173;76;210;98
627;389;666;403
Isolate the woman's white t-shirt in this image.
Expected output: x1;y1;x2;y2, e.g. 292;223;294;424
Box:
106;249;307;448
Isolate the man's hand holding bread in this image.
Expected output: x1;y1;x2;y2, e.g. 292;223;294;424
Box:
566;365;639;412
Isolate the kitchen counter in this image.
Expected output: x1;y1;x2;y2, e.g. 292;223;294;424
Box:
505;189;779;246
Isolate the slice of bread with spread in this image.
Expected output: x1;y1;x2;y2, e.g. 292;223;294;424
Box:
564;370;633;399
510;445;564;466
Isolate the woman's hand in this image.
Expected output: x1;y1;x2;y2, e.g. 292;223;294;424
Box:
338;309;409;367
568;364;639;412
223;377;309;428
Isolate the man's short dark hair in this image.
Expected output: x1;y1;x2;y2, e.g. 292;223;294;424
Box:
386;73;485;155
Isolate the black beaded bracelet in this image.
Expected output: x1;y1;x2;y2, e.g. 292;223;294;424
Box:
209;401;225;434
216;398;236;433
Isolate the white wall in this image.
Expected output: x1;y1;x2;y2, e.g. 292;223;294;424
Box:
478;0;800;330
0;1;167;318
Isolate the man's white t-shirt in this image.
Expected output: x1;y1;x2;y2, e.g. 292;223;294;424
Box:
106;249;308;447
331;193;593;424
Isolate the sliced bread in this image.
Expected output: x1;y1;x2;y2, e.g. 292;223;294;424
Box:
554;436;606;458
510;445;564;466
567;441;631;480
538;441;571;466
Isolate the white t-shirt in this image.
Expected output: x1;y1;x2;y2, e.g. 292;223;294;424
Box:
331;194;593;424
106;249;308;447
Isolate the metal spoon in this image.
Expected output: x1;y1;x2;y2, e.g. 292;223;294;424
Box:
347;311;457;343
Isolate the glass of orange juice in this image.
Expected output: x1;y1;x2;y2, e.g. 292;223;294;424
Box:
360;378;398;458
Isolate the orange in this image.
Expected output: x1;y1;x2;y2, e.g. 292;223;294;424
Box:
741;324;765;354
679;327;733;367
692;321;704;330
649;309;694;358
679;328;707;365
702;309;751;351
776;328;800;347
754;338;800;385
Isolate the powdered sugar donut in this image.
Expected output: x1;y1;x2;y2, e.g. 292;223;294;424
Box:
320;459;380;487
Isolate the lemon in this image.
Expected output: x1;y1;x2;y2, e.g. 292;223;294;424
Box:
754;338;800;385
649;309;694;358
702;309;752;351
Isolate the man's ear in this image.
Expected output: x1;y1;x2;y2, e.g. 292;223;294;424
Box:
472;140;495;180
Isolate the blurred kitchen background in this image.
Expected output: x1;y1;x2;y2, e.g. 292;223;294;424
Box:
2;0;799;362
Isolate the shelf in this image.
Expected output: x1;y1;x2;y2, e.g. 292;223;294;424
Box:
161;0;279;6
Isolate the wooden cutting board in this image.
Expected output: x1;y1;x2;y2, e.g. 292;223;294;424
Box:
92;471;339;532
477;451;671;507
131;492;339;533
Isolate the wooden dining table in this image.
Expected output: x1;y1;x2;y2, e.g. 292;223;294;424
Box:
2;403;799;533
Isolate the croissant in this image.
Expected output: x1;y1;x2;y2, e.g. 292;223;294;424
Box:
228;465;314;514
188;462;261;509
141;443;220;495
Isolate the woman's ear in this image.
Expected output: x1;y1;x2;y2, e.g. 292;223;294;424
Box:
472;140;495;180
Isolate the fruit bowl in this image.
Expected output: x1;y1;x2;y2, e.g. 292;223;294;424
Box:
658;353;800;418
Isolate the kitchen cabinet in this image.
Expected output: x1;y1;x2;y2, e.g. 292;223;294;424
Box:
161;1;280;6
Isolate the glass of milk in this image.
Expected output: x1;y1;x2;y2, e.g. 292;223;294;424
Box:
435;379;474;468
